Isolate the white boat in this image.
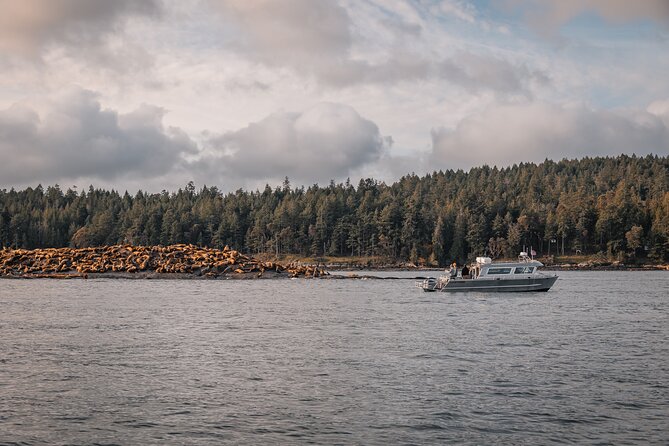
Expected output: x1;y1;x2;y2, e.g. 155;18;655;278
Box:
417;253;558;292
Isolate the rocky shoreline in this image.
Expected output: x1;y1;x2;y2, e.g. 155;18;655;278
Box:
1;246;666;280
0;245;328;279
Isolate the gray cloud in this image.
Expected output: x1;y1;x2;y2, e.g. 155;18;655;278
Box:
501;0;669;33
0;0;162;56
197;102;390;187
315;53;546;94
0;87;197;187
437;52;549;94
431;101;669;170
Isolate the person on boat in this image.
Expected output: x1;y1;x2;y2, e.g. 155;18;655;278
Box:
461;264;470;278
449;262;457;278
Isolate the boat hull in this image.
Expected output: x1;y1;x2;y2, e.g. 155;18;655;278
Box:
439;275;558;292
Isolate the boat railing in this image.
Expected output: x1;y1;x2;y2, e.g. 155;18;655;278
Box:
518;252;532;262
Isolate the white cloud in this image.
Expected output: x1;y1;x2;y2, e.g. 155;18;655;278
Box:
431;101;669;170
436;0;477;24
0;87;196;187
648;99;669;127
197;102;390;188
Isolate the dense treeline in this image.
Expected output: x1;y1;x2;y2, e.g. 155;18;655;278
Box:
1;155;668;264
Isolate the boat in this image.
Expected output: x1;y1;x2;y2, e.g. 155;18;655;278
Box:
416;252;558;292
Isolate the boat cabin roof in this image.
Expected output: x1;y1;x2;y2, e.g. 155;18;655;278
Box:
475;260;544;268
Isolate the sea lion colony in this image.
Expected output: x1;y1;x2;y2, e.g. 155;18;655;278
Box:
0;244;328;279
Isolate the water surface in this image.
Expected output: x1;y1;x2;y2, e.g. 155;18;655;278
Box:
1;271;668;444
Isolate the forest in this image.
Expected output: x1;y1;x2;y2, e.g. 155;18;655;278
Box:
1;154;667;265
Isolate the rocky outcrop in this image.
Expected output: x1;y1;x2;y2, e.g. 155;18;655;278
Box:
0;244;328;279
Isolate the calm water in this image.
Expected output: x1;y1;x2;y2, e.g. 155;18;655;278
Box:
1;271;668;445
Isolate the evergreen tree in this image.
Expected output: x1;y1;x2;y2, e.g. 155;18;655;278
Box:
0;155;666;262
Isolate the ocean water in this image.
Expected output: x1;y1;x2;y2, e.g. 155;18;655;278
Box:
1;271;667;445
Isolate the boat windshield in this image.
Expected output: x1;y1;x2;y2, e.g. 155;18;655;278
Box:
514;266;535;274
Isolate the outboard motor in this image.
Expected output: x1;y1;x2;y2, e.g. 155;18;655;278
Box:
422;277;438;291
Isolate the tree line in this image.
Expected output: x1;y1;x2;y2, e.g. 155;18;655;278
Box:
1;154;667;264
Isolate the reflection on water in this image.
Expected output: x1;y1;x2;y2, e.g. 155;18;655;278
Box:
1;271;668;444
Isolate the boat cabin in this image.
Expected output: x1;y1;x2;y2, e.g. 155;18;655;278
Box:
467;255;544;280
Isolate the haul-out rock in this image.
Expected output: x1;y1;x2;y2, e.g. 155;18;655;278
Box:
0;245;328;279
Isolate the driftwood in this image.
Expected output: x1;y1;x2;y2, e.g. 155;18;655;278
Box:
0;245;328;279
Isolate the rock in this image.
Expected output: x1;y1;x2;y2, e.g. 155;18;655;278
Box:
0;244;329;279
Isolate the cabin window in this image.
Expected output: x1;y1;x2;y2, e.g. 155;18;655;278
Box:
514;266;535;274
487;267;512;275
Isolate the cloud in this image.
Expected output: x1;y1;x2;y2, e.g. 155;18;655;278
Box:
198;102;390;187
435;1;477;24
305;51;546;94
0;0;162;56
431;101;669;170
209;0;351;67
648;99;669;127
207;0;544;94
437;53;549;94
502;0;669;32
0;87;197;187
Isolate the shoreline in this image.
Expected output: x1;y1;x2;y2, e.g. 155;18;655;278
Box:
324;264;669;272
2;264;666;280
0;270;298;280
0;245;328;280
2;244;667;280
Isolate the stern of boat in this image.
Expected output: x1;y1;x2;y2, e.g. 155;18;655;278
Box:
416;277;438;292
416;276;452;292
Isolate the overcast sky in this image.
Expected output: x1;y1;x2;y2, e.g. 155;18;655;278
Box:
1;0;668;192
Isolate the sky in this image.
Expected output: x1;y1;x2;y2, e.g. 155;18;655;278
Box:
0;0;668;193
